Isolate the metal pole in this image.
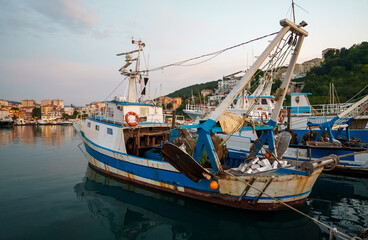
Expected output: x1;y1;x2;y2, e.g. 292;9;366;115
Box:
270;33;306;122
207;25;291;124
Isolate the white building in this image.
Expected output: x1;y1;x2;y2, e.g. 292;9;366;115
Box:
64;107;75;116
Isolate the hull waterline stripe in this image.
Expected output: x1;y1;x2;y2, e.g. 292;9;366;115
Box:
82;136;313;201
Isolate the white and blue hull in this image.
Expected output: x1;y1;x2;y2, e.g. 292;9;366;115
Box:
75;118;323;211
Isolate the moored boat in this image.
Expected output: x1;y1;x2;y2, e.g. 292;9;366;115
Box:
222;95;368;175
60;120;73;126
74;165;322;239
0;116;14;128
74;19;336;211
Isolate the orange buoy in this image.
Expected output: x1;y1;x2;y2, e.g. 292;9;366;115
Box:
209;181;219;190
265;152;271;159
261;112;268;124
279;112;285;123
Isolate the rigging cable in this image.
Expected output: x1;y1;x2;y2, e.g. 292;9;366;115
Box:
104;76;128;101
218;33;295;147
139;32;279;73
346;84;368;103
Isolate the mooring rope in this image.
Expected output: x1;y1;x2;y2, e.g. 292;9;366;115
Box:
227;170;356;240
227;148;368;239
336;149;368;158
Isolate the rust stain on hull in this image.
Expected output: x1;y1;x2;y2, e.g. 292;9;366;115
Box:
88;162;315;211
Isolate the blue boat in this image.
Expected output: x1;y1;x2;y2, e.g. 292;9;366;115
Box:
74;165;322;239
74;19;336;211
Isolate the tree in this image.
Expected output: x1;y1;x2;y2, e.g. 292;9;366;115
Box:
71;110;80;119
62;113;70;120
32;108;41;119
166;103;173;110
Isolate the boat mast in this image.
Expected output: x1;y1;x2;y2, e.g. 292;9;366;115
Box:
117;39;145;103
292;0;296;23
205;19;308;127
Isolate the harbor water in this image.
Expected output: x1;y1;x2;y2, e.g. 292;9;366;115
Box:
0;126;367;240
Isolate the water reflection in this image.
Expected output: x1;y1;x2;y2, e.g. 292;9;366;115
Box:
75;166;322;240
0;125;76;146
308;174;368;237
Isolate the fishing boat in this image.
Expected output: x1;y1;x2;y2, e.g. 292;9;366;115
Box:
74;165;322;240
74;19;337;211
287;91;368;143
0;116;13;128
184;73;276;124
223;93;368;175
60;120;73;126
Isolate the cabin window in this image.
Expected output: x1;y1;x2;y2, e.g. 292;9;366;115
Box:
107;107;114;117
107;128;113;135
95;125;99;131
140;107;149;116
140;117;147;122
261;99;268;105
87;122;91;128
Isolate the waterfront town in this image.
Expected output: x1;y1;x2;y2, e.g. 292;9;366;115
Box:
0;96;182;125
0;55;323;126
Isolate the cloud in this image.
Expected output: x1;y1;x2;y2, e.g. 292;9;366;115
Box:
25;0;98;33
93;28;114;39
0;0;99;35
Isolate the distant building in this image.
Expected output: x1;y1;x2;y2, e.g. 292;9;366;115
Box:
201;89;213;97
21;99;36;107
158;96;182;110
41;99;52;106
41;106;54;116
52;99;64;108
208;94;225;105
0;100;9;108
209;71;244;105
64;107;75;116
277;58;322;82
39;99;65;120
82;101;106;116
46;109;63;120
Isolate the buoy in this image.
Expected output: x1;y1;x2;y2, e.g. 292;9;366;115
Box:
261;112;268;124
210;181;219;190
125;111;139;126
265;152;271;159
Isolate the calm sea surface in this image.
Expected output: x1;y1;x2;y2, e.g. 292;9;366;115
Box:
0;126;367;240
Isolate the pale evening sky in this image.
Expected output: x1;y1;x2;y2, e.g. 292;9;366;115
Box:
0;0;367;106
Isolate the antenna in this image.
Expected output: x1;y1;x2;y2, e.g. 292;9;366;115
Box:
290;0;310;24
292;0;296;23
117;38;145;103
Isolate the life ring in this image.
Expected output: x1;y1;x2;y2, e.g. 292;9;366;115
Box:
125;112;139;126
261;112;268;124
279;112;285;123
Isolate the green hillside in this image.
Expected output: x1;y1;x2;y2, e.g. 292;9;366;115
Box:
167;41;368;116
298;42;368;104
167;80;218;100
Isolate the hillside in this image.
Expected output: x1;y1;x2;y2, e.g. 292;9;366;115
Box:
168;41;368;113
298;42;368;104
167;80;218;100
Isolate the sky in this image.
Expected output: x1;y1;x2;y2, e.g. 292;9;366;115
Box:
0;0;367;106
